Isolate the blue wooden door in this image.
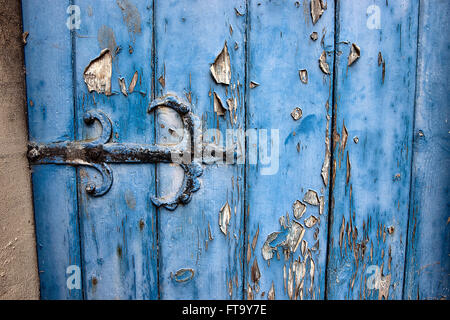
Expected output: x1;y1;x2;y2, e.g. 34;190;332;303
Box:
22;0;449;300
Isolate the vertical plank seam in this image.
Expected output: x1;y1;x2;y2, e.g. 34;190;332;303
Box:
324;0;340;300
19;0;42;299
402;0;422;300
152;0;161;301
70;0;85;300
242;0;250;300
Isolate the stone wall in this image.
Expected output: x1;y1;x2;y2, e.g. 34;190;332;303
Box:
0;0;39;300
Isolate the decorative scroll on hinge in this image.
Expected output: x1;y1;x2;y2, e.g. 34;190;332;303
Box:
27;95;211;211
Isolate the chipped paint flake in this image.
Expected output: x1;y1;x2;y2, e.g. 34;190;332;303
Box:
128;71;138;93
341;123;348;151
309;257;315;294
118;77;128;96
293;200;307;219
252;226;259;251
305;215;319;228
268;282;275;300
158;65;166;89
83;49;112;95
262;220;305;260
321;138;330;187
314;227;319;240
310;32;318;41
251;258;261;284
319;51;330;75
247;239;252;265
348;43;361;67
339;216;345;249
226;97;237;112
346;151;351;185
173;268;195;283
213;92;227;116
279;215;287;229
301;240;308;256
228;279;233;297
311;240;319;251
291;107;303;121
303;189;320;206
262;232;279;260
207;223;214;242
247;283;254;300
296;259;306;300
210;42;231;85
311;0;327;25
319;196;325;215
286;221;305;253
219;201;231;235
287;264;294;299
378;274;391;300
299;69;308;84
235;8;244;16
22;31;29;44
226;97;237;124
387;226;395;234
249;81;260;89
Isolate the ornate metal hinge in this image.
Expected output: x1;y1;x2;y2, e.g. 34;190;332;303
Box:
27;95;207;211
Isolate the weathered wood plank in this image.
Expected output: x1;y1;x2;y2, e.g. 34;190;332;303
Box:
74;0;157;299
155;0;246;299
326;0;419;299
22;0;82;299
404;0;450;300
245;0;335;300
